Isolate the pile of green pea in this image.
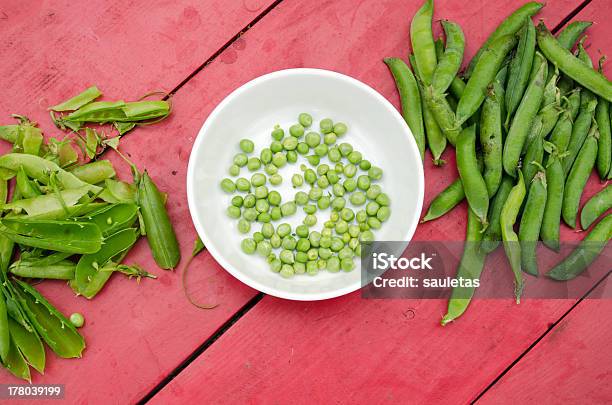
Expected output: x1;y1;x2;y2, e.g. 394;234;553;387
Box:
219;114;390;278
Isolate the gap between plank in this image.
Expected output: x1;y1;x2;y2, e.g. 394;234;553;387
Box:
551;0;592;34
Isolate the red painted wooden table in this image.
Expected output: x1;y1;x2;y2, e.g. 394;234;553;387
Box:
0;0;610;403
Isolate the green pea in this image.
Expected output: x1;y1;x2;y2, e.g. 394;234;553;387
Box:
70;312;85;328
320;118;334;134
227;206;241;218
261;223;275;239
335;220;348;234
304;169;317;184
271;126;284;141
350;192;366;206
281;235;297;250
307;248;319;261
317;176;330;189
341;232;351;243
317;196;331;210
356;210;368;223
332;183;345;197
377;206;391;222
269;174;282;186
220;178;236;193
264;163;278;175
234;153;248;167
257;212;271;223
270;207;282;221
296;238;311;252
333;122;348;136
316;164;328;176
309;187;323;201
247;157;261;171
337;143;351;157
272;152;287;168
307;154;320;166
297;142;309;155
241;238;256;254
270;141;283;153
235;177;250;192
288;150;299;163
254;186;268;199
324;133;337;145
368;166;383;180
366;185;382;200
260;148;272;164
319;247;333;259
280;201;297;216
326;171;339;185
257;241;272;257
327;256;340;272
299;113;313;127
292;174;304;188
343;164;357;178
328;147;341;162
314;144;328;156
348;224;360;238
366;201;380;216
340;208;355;222
280;249;295;264
290;123;305;138
357;175;371;191
295;191;309;205
331;197;346;211
277;223;291;238
294;261;306;272
267;190;281;206
243;194;256;208
280;264;294;278
341;258;354;272
229;164;240;176
304;214;317;227
251;173;266;187
368;217;382;229
304;204;317;215
309;231;322;248
338;246;354;261
231;195;244;207
317;259;327;270
359;160;371;171
360;230;375;242
330;237;344;252
270;233;281;248
237;219;251;234
321;228;333;238
376;193;390;206
320;236;332;248
270;258;282;272
294;224;308;238
348;151;362;164
330;211;340;222
240;139;254;153
243;207;258;222
282;136;298;151
306;261;318;275
305;132;321;148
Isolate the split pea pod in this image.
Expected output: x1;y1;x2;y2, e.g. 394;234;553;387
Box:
456;125;489;226
501;171;526;302
50;85;102;111
548;215;612;281
505;19;536;128
15;167;41;199
79;203;138;237
441;207;486;325
384;58;425;160
421;178;464;222
432;20;465;95
456;35;517;125
518;168;547;276
537;70;562;138
2;186;91;217
138;171;180;269
581;185;612;229
70;160;116;185
481;175;514;253
0;125;19;143
537;23;612;102
410;0;436;86
556;21;592;50
465;2;543;79
8;317;45;374
562;127;599;228
3;334;30;381
503;55;547;177
480;86;503;196
548;102;574;157
595;86;611;179
540;150;565;251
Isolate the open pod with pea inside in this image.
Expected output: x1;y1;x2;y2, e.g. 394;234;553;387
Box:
188;69;424;300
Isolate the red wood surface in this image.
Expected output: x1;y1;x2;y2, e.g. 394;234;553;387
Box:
148;0;609;403
0;0;278;402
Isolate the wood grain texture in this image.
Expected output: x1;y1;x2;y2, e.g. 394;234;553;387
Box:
148;0;602;402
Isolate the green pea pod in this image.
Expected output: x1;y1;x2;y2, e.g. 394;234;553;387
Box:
457;35;517;126
548;215;612;281
80;203;138;236
595;95;611;179
104;179;137;202
2;186;91;217
457;126;489;227
12;280;85;358
410;0;436;86
441;207;486;325
138;171;180;269
114;122;136;135
505;19;536;128
537;69;562;136
74;228;139;298
522;128;544;186
432;20;465;95
480;86;503;197
540;153;565;251
0;179;7;212
433;36;466;100
576;44;596;107
421;178;464;222
503;55;547;177
562;127;599;228
0;125;19;143
8;317;45;374
64;101;127;123
580;185;612;229
481;175;514;253
15;166;41;199
50;86;102;111
567;88;582;120
548;105;573;157
23;203;108;221
3;336;30;381
465;2;543;79
10;260;75;280
0;153;101;193
518;169;547;276
501;171;526;302
563;108;597;176
424;86;460;146
537;23;612;102
121;101;170;121
383;58;425;160
17;125;43;156
70;160;116;185
0;294;8;363
556;21;592;50
0;218;102;254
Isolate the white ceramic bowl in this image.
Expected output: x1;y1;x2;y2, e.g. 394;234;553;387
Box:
187;68;424;300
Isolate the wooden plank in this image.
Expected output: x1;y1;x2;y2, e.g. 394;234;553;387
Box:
478;279;612;404
0;0;278;402
146;0;598;402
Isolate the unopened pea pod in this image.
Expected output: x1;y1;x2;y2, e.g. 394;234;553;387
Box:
580;185;612;230
548;106;573;157
138;171;180;269
540;151;565;251
548;215;612;281
2;186;90;217
481;175;514;253
432;20;465;95
434;41;467;100
562;127;598;228
79;203;138;237
425;86;460;146
64;100;126;122
537;23;612;102
457;125;489;226
74;227;139;298
563;108;597;176
522;128;544;186
7;317;45;374
410;0;436;85
13;280;85;359
464;2;543;79
595;83;611;179
10;260;75;280
480;85;503;197
501;171;526;302
383;58;425;160
457;35;517;126
503;56;547;177
0;218;102;254
556;21;592;50
505;19;536;128
441;207;486;325
518;169;547;276
50;85;102;112
120;101;170;121
421;178;464;222
0;125;19;143
70;160;116;185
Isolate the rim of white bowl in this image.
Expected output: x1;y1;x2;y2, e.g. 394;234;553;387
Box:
187;68;424;301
